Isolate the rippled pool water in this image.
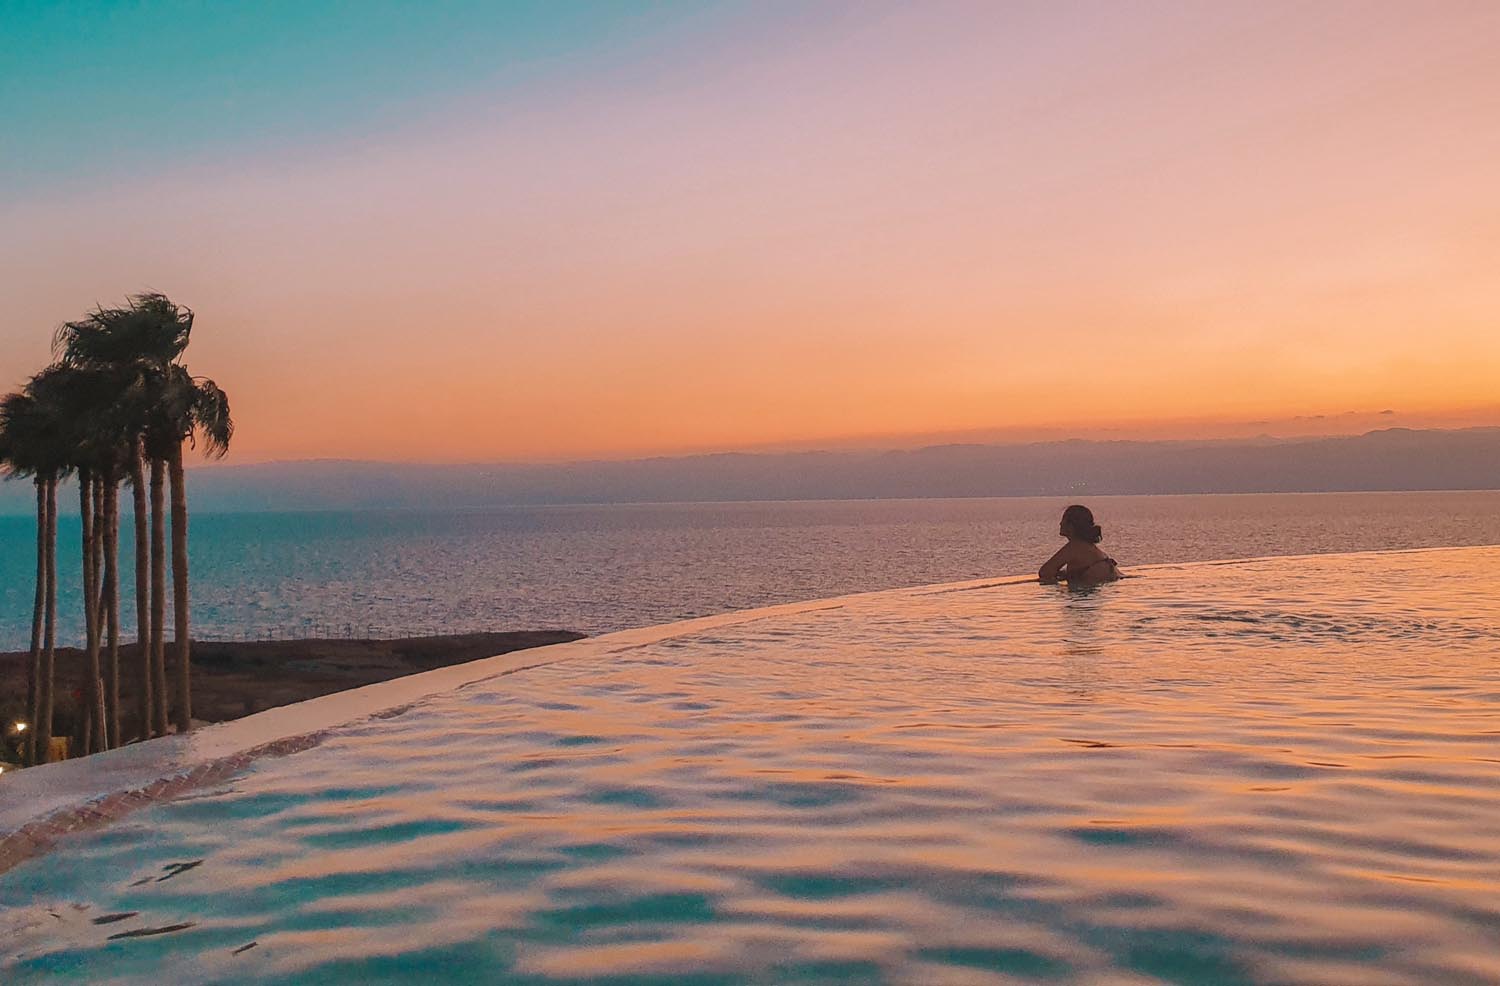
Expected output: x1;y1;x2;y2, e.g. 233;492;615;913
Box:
4;547;1500;985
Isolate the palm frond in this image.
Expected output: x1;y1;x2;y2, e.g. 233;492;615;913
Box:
190;376;233;459
54;293;192;368
39;292;231;467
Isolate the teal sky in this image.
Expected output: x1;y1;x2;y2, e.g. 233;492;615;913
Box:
1;1;718;190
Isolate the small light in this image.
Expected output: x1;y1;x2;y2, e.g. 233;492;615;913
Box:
13;722;26;733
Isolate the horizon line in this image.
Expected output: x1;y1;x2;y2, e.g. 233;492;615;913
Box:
185;423;1500;470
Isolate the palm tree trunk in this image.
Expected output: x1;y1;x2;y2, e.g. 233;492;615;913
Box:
150;456;168;735
80;468;104;754
102;470;122;749
92;473;109;752
81;473;93;607
131;448;152;741
93;477;106;613
79;470;93;753
39;477;57;761
169;443;192;733
24;481;45;766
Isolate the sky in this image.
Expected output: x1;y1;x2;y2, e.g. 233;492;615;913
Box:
2;1;1498;463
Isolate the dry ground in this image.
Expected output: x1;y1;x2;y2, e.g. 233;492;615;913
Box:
0;630;584;746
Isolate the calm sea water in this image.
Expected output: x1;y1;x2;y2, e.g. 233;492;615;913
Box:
3;547;1498;984
2;491;1499;651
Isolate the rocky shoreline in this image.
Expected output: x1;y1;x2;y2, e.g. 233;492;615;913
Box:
0;630;584;762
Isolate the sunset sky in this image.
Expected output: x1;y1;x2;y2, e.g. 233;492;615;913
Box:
2;1;1498;463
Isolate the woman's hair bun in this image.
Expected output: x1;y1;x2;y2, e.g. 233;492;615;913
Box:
1063;504;1104;543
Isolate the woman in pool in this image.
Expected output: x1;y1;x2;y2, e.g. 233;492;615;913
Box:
1039;504;1121;585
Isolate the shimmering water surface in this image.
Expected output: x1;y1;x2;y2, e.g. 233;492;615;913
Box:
4;547;1499;984
3;490;1500;649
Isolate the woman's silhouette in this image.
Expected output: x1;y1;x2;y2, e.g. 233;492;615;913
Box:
1039;504;1121;584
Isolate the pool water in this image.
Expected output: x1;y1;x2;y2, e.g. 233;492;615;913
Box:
3;548;1499;985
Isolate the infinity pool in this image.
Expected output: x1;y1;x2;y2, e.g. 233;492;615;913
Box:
3;548;1499;985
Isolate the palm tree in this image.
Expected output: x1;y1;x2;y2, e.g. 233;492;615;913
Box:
56;295;186;739
81;458;102;752
57;295;230;736
148;364;232;733
149;452;167;735
55;366;121;754
97;431;128;748
0;390;55;765
1;368;78;764
129;436;151;739
16;360;145;754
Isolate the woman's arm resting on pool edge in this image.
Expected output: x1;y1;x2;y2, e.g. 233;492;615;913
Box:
1039;545;1072;584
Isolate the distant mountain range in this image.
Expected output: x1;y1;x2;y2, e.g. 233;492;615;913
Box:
3;427;1498;515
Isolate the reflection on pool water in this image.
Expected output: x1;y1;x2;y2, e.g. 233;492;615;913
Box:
3;548;1499;985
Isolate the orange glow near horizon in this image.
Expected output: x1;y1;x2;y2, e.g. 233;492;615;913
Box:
3;4;1499;463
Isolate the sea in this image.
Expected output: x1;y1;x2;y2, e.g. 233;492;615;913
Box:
1;490;1498;652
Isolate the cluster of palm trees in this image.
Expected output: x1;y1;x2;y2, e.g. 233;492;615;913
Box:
0;293;231;767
